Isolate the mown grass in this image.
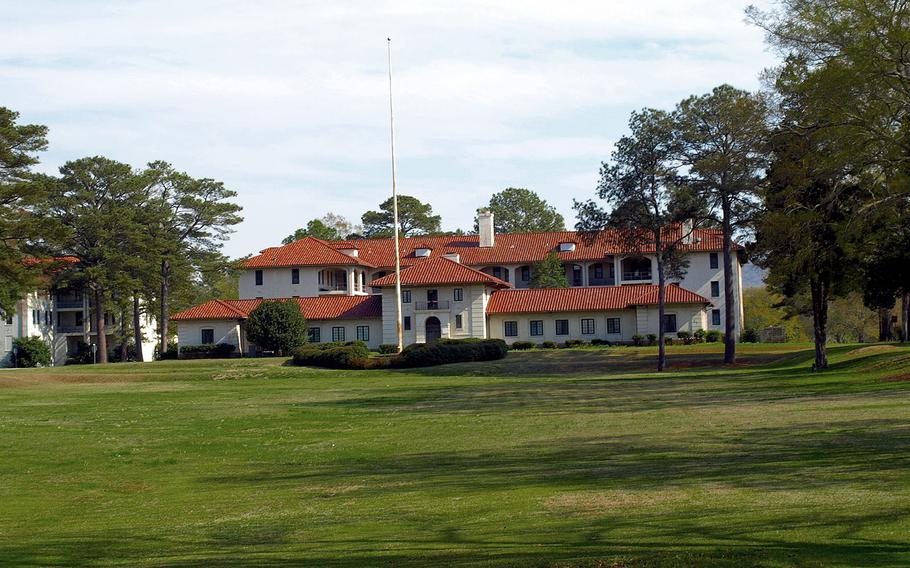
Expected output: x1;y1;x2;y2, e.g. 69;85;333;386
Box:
1;343;909;567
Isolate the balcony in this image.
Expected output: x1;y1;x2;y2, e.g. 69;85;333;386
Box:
415;301;450;311
57;325;84;334
55;300;84;309
622;271;653;281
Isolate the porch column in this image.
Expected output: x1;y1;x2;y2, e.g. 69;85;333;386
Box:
360;271;366;293
582;262;589;287
346;268;355;296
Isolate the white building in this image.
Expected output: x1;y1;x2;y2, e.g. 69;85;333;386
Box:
172;213;744;352
1;282;157;367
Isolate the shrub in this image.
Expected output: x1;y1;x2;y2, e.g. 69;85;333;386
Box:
156;342;179;360
590;338;611;347
66;341;96;365
540;341;558;349
646;334;657;346
631;334;644;346
664;337;674;345
705;330;722;343
396;338;508;368
741;328;759;343
12;337;51;367
246;300;308;355
378;344;399;354
677;330;693;345
563;339;585;348
293;341;371;369
511;341;535;350
179;343;236;358
693;329;707;343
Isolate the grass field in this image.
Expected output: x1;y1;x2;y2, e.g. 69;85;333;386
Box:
1;343;909;567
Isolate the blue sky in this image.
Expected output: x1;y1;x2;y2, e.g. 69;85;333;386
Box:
2;0;777;258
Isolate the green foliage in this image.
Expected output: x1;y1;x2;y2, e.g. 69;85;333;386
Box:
179;343;236;358
361;195;441;238
563;339;585;348
396;339;508;368
245;300;308;355
479;188;565;233
646;334;657;345
378;344;399;354
530;253;569;288
677;331;693;344
743;287;807;342
693;329;707;343
283;213;359;244
12;337;50;367
510;341;535;350
632;334;644;346
590;339;611;346
293;341;371;369
741;329;760;343
705;330;722;343
539;341;558;349
65;341;95;365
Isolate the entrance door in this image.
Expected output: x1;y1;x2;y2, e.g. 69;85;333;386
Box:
425;316;442;342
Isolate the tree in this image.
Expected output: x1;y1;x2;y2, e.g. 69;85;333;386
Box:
742;286;807;341
361;195;441;238
575;109;705;372
479;188;566;233
145;162;242;357
283;213;361;244
530;253;569;288
675;85;770;364
245;300;308;355
12;336;51;368
46;157;151;363
828;292;878;343
0;107;53;314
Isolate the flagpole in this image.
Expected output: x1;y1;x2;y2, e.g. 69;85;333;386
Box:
387;38;404;353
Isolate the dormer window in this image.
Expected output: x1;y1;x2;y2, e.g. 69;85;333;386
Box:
559;242;576;252
415;247;432;258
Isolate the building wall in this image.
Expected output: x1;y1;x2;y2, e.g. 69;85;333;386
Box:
488;303;707;345
177;319;243;353
305;319;382;350
238;267;322;298
381;284;490;345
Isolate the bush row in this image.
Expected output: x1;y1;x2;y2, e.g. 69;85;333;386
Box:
292;341;372;369
292;338;508;370
179;343;236;358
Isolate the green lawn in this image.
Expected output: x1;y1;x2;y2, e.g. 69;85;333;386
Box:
1;343;909;567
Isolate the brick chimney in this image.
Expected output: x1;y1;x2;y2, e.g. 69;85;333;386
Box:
478;209;495;248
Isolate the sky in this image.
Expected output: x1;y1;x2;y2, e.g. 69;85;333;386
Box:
2;0;778;259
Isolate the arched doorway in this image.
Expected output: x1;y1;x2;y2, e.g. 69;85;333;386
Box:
425;317;442;342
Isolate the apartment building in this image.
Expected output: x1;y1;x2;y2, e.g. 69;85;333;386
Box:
172;212;744;352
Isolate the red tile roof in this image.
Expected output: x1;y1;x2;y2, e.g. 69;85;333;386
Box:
243;236;374;269
368;257;511;288
486;284;710;315
247;226;736;269
171;295;382;321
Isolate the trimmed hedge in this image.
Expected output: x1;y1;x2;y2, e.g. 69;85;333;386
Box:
590;338;611;347
705;330;722;343
563;339;585;348
510;341;535;351
292;341;371;369
179;343;236;358
378;344;399;354
539;341;559;349
396;338;508;367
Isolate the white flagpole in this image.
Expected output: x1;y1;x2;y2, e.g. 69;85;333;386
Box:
387;38;404;353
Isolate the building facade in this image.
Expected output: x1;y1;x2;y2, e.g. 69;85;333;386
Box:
172;214;744;352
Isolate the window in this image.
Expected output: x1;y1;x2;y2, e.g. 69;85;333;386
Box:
663;314;678;333
356;326;370;342
401;290;412;304
711;281;720;297
455;314;463;329
530;320;544;336
453;288;463;302
32;309;38;325
332;327;345;342
75;312;83;326
555;319;569;335
607;318;621;334
581;318;595;335
4;313;12;325
255;270;263;286
308;327;321;343
710;253;719;270
712;309;721;326
521;266;530;282
594;265;604;279
504;321;518;337
201;328;215;344
404;316;411;331
291;268;300;285
44;311;50;326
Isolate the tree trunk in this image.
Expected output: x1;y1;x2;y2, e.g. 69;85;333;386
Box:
160;259;170;353
810;277;828;370
119;307;128;362
878;308;892;342
902;292;909;343
656;234;666;373
721;196;737;364
133;293;144;362
94;288;108;364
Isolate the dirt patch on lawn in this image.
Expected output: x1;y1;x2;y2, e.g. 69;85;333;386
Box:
882;372;910;383
848;345;897;356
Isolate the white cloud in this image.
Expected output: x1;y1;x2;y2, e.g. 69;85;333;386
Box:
1;0;778;256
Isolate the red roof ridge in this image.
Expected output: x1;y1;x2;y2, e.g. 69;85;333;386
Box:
369;256;511;288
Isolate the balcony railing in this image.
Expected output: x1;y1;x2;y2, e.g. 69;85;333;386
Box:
415;301;450;311
57;325;84;333
55;300;84;309
622;271;652;281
